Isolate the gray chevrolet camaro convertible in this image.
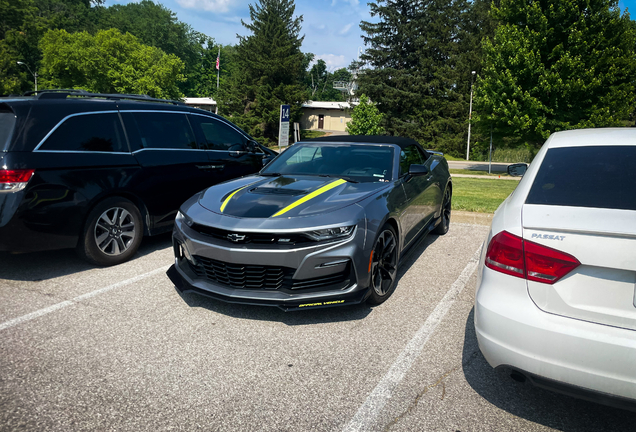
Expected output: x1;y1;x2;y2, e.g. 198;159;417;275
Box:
168;136;452;310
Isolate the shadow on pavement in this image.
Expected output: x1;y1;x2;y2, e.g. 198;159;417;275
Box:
0;232;173;282
172;228;440;325
461;308;635;431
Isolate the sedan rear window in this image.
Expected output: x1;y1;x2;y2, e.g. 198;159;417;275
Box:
526;146;636;211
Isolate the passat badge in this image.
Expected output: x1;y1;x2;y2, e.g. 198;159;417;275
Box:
227;233;246;242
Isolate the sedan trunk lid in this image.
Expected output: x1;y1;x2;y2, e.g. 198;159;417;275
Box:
523;204;636;331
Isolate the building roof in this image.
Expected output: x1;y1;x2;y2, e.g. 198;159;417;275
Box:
184;97;217;105
301;101;356;110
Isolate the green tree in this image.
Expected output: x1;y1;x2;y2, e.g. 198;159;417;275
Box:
97;0;216;97
217;0;307;146
39;28;185;99
357;0;476;155
475;0;636;147
346;94;385;135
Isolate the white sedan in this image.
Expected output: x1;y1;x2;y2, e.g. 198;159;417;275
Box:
474;128;636;411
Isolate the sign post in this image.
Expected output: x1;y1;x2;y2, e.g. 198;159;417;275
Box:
278;104;290;152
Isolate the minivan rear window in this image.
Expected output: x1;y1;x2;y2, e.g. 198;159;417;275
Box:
0;110;16;152
39;113;127;153
526;146;636;211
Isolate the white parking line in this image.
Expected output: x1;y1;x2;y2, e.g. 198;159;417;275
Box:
0;265;171;331
343;248;481;432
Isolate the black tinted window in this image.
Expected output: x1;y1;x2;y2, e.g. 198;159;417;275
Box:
0;111;16;152
40;113;126;152
526;146;636;211
131;112;196;150
399;145;424;176
189;115;246;150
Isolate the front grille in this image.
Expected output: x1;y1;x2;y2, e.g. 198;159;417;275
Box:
192;255;291;290
188;256;353;292
190;223;313;246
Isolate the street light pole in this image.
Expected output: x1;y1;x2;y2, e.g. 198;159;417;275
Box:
466;70;476;161
17;61;37;92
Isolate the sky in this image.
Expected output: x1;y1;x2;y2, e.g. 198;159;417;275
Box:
106;0;636;72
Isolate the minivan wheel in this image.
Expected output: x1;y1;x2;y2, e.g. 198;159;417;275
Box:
366;224;399;306
77;197;143;266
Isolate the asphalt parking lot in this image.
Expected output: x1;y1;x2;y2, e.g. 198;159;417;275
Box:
1;222;634;431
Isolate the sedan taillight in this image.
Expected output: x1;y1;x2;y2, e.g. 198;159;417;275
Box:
0;169;35;192
485;231;580;284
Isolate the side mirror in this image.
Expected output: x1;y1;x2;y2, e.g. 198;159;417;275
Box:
262;156;274;167
507;163;528;177
408;164;429;176
246;141;259;153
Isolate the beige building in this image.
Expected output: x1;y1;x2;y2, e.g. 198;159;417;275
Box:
300;101;356;132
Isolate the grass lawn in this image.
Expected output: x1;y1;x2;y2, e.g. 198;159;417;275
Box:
442;154;464;161
450;169;512;177
301;130;327;139
451;177;519;213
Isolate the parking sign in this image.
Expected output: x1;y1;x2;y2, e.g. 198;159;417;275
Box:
279;105;290;149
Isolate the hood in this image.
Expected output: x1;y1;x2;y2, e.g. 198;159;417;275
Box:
199;175;390;218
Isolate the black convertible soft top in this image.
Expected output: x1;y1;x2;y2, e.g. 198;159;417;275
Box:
300;135;430;158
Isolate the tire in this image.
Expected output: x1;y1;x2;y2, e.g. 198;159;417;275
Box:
77;197;143;266
433;185;451;235
366;223;400;306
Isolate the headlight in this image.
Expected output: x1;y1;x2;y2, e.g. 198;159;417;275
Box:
304;225;355;241
176;210;193;227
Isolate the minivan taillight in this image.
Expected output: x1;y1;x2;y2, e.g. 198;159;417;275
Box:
485;231;580;284
0;169;35;192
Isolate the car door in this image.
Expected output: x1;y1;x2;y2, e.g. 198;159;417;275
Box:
399;145;437;247
121;111;211;233
188;114;263;183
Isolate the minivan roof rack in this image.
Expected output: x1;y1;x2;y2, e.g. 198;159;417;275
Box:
23;89;186;106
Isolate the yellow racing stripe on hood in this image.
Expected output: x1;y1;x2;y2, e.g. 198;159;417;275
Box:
220;185;249;213
271;178;347;218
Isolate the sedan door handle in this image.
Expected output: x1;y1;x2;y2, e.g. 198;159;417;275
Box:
196;164;224;170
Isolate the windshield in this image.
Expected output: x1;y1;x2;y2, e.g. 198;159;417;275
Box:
262;143;394;183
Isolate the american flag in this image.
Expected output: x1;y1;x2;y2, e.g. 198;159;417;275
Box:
215;55;220;70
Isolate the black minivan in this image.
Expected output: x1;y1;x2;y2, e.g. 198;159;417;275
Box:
0;90;276;265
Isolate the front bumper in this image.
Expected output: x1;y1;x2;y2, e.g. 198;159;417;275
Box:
169;208;373;311
475;266;636;407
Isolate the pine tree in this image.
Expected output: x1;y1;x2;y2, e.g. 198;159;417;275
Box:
357;0;475;155
217;0;306;146
475;0;636;147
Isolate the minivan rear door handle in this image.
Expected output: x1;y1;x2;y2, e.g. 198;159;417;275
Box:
196;164;224;170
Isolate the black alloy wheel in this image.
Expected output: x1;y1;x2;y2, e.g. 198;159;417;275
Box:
433;185;451;235
367;224;399;305
77;197;143;266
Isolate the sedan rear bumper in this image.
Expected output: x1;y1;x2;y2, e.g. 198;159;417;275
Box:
475;267;636;407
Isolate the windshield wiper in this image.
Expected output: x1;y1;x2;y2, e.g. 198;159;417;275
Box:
259;172;282;177
318;174;358;183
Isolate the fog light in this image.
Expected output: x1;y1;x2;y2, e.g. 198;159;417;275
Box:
180;242;197;265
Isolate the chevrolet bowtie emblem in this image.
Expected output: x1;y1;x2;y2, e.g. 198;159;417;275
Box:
227;233;246;242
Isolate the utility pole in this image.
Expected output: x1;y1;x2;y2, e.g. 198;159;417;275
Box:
466;71;476;160
17;61;37;92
